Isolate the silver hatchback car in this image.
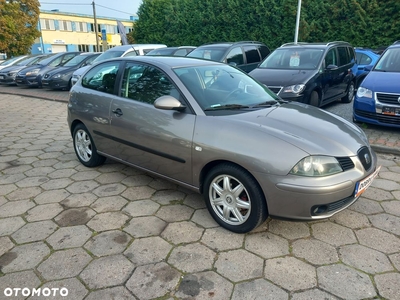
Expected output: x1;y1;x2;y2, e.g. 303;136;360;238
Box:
67;56;380;233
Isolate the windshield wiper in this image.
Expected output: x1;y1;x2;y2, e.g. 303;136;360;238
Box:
204;104;250;111
252;100;279;108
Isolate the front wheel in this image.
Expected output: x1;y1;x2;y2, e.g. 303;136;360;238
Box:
341;81;355;103
309;91;320;107
73;124;106;167
204;163;268;233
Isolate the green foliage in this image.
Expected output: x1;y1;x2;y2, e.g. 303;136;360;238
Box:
130;0;400;50
0;0;41;56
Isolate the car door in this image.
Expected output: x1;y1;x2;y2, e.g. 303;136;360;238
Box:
242;45;262;73
74;60;122;154
108;61;196;184
321;47;342;103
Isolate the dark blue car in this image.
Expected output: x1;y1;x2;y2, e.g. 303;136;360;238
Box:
353;41;400;128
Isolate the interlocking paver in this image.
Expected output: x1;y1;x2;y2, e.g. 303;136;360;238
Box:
0;241;49;273
176;272;234;300
292;238;339;265
126;262;180;299
38;248;92;280
0;94;399;300
215;249;263;282
317;264;377;299
339;244;393;274
46;225;93;250
11;220;58;243
245;232;289;259
231;278;287;300
168;243;216;273
124;236;172;265
80;255;134;289
84;230;131;256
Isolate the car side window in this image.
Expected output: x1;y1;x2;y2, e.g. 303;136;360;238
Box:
359;54;372;65
258;45;271;60
120;62;181;104
82;61;120;94
325;49;337;66
226;47;244;65
174;49;187;56
243;46;261;63
123;51;137;57
61;53;77;65
337;47;350;66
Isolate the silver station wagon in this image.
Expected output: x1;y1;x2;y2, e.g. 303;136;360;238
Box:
67;56;380;233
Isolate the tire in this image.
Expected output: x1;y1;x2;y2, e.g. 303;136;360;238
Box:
309;91;320;107
203;163;268;233
341;81;355;103
73;124;106;167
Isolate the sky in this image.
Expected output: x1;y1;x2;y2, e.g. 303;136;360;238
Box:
38;0;142;19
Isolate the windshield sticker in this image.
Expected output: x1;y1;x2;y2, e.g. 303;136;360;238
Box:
290;52;300;67
204;50;212;59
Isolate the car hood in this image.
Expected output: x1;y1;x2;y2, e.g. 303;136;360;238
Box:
72;66;90;76
231;102;368;156
0;65;26;74
249;68;316;86
361;71;400;93
45;66;76;76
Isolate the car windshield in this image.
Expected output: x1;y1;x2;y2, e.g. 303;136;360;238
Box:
373;48;400;72
0;56;24;66
15;56;37;66
93;50;125;63
63;55;89;67
259;48;324;70
187;48;225;62
147;48;176;55
174;65;280;112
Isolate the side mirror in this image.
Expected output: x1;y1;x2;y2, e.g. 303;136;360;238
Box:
228;62;237;67
326;64;338;70
154;95;186;111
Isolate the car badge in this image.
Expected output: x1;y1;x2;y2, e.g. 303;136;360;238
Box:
398;96;400;104
364;153;371;165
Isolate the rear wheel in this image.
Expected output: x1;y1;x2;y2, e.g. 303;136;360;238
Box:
341;81;355;103
309;91;320;107
73;124;106;167
204;163;268;233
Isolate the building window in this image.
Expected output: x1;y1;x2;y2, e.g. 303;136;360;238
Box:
75;22;88;32
40;19;55;30
78;45;90;52
90;23;102;32
59;20;72;31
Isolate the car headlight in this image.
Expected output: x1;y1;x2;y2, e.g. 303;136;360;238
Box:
282;84;306;94
356;87;372;98
53;74;62;79
8;71;17;77
290;156;343;177
26;69;40;76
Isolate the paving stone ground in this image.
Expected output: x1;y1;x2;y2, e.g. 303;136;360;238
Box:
0;94;399;300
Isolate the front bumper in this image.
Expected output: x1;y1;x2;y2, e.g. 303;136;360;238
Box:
253;148;378;220
42;78;70;89
0;74;16;85
15;75;41;87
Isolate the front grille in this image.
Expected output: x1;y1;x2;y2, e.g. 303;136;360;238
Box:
376;92;400;105
336;157;355;171
358;146;372;171
354;109;400;125
268;86;282;94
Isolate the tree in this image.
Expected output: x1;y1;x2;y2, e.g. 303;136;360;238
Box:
0;0;41;57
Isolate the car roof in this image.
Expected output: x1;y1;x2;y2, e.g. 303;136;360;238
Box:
198;41;265;48
107;44;167;51
279;41;352;49
114;55;225;68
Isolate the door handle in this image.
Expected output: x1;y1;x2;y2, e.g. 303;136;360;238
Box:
112;108;123;116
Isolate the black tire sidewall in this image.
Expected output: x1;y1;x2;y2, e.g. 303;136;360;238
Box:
204;163;267;233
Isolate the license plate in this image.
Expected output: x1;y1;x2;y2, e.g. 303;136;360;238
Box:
382;107;400;116
0;75;4;79
16;80;22;83
354;166;381;197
